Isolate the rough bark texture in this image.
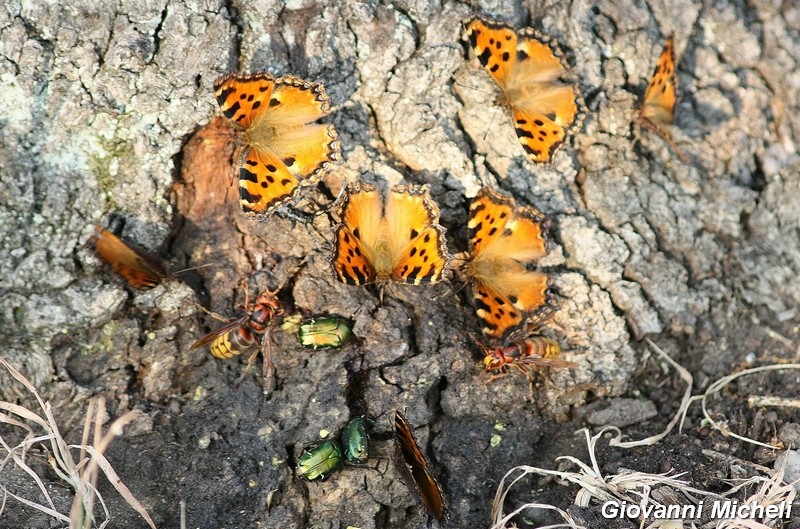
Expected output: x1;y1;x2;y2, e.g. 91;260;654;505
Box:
1;0;799;528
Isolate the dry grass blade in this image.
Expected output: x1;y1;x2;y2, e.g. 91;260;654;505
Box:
747;395;800;408
713;463;797;529
697;364;800;449
491;423;798;529
0;486;70;522
75;444;157;529
0;356;158;529
490;501;585;529
607;339;693;448
490;429;729;528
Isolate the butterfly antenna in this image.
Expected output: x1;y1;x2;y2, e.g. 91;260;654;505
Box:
172;262;216;275
321;183;347;216
389;291;415;326
482;106;501;143
349;299;370;323
453;79;495;96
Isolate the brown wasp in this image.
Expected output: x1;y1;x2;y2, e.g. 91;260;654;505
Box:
477;329;577;401
482;336;576;381
191;286;283;393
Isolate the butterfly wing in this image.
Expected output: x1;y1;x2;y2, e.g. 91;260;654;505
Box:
640;36;677;130
468;187;548;261
214;73;340;218
510;29;585;163
385;185;451;285
214;72;276;130
332;182;381;285
237;145;301;216
257;76;340;182
467;188;556;338
472;267;554;338
393;411;448;523
465;18;518;89
88;226;165;289
466;18;584;164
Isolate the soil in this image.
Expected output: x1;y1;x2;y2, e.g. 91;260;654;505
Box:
1;1;800;529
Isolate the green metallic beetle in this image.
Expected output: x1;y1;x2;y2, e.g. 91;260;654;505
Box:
296;439;344;481
341;416;370;465
298;316;353;349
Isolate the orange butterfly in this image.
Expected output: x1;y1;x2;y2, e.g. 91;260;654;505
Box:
461;187;557;338
331;182;451;286
638;35;677;135
637;36;691;163
87;225;166;289
214;72;340;219
465;17;585;163
393;411;448;523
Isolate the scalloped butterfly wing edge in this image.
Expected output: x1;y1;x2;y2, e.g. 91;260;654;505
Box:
331;183;451;286
465;17;585;163
466;188;558;338
214;72;340;219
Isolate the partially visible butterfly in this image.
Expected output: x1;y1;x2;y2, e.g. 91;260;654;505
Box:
636;35;691;163
393;411;447;523
331;182;452;287
213;72;341;219
465;17;585;163
87;225;166;289
638;35;677;135
461;187;557;338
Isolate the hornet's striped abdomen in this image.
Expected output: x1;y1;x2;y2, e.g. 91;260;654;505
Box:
210;327;256;359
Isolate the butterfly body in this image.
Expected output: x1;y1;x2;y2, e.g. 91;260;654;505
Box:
465;17;584;163
463;187;557;338
87;225;166;290
332;182;451;286
214;72;340;219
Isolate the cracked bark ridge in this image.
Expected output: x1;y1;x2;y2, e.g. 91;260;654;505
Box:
1;0;799;528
